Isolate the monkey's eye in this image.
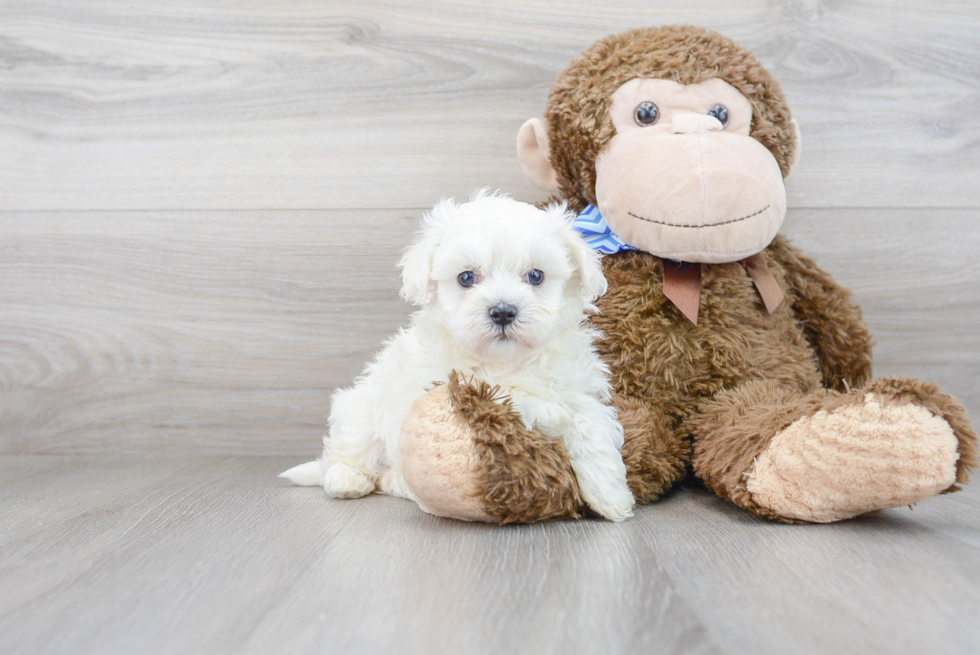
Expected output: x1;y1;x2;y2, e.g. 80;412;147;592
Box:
458;271;478;287
524;269;544;286
707;104;729;127
633;101;660;126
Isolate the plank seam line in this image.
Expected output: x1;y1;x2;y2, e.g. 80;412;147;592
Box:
0;206;978;213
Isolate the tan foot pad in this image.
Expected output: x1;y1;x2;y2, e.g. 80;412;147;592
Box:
746;394;959;522
401;385;494;522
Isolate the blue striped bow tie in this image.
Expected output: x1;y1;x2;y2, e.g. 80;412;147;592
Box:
572;205;638;255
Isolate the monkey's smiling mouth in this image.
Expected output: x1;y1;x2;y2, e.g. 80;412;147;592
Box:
628;204;770;229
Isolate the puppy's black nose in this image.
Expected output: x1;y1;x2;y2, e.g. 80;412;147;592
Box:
489;303;518;327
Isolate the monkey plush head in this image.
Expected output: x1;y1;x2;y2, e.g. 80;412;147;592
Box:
517;25;802;263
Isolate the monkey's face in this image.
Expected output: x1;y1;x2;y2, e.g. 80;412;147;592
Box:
594;78;786;264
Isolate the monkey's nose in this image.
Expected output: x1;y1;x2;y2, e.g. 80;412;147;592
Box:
489;303;518;327
670;113;724;135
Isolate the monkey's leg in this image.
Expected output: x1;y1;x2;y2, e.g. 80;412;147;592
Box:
399;374;586;524
615;394;690;504
689;378;977;523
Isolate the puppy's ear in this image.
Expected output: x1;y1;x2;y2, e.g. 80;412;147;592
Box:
550;202;607;305
399;199;454;305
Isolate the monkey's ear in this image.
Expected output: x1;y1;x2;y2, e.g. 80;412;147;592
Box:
786;119;803;175
517;118;561;192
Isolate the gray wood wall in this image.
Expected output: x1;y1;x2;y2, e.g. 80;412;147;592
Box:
2;0;978;455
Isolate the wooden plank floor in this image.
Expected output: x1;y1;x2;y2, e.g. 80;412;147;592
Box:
1;456;978;655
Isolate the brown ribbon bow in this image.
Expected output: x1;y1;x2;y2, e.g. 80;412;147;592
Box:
661;254;784;325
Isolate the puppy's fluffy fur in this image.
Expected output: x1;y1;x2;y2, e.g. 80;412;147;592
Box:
281;190;634;521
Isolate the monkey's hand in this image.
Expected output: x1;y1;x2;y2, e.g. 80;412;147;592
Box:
399;372;586;524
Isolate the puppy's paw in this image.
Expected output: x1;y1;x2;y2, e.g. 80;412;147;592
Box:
510;394;571;436
323;463;375;499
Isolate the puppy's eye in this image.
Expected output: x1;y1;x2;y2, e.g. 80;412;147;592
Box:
633;101;659;127
707;104;729;127
524;269;544;286
457;271;478;287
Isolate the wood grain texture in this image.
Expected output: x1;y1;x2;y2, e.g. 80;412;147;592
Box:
0;210;416;454
0;456;978;655
1;0;978;210
782;208;980;416
2;208;977;455
2;6;978;653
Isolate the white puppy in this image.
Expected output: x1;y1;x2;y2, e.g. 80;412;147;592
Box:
281;190;634;521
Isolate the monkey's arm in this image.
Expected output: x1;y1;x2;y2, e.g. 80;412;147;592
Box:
766;235;874;392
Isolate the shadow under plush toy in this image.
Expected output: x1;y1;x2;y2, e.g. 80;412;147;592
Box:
399;25;979;523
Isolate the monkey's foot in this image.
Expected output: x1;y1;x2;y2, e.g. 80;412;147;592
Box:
746;384;967;523
400;372;585;524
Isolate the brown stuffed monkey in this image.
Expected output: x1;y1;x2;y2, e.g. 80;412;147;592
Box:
398;25;977;524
